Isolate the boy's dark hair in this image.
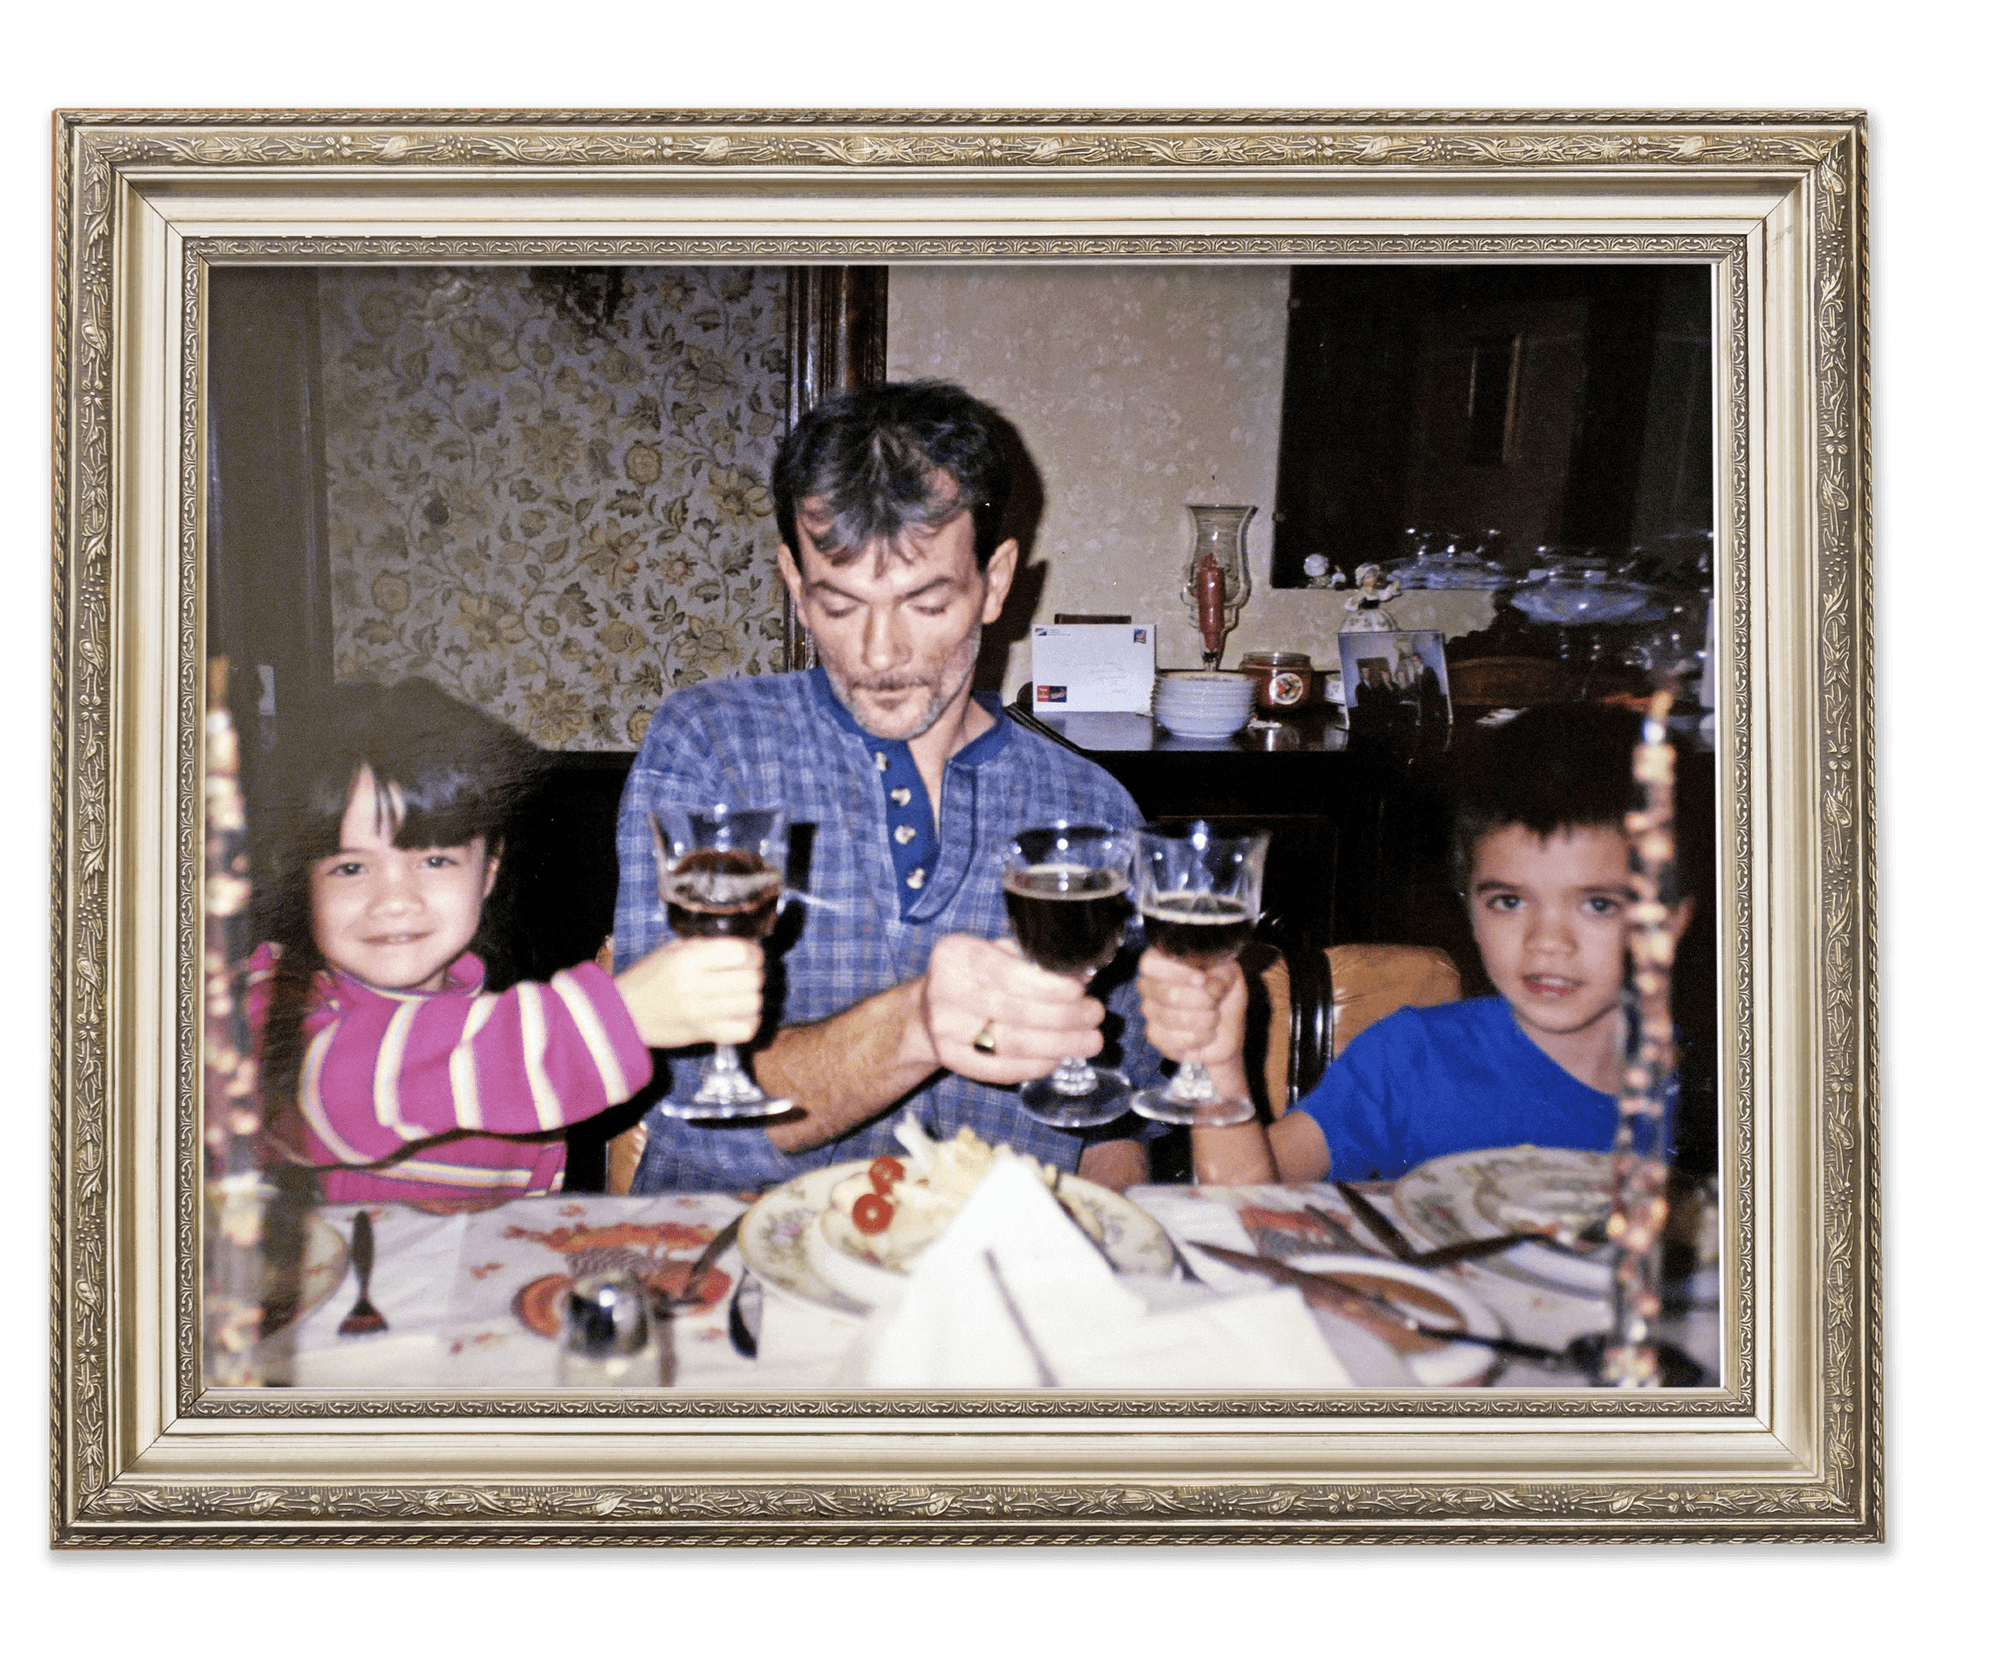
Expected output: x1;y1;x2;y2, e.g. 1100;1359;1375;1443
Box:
252;678;544;1140
1450;704;1675;891
770;380;1015;570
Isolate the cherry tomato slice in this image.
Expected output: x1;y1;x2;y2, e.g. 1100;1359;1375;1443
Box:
852;1192;894;1235
867;1156;906;1195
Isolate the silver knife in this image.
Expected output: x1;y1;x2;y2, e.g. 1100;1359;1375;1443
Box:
1404;1231;1548;1269
1308;1200;1537;1270
1190;1242;1463;1355
1333;1180;1420;1262
653;1212;745;1313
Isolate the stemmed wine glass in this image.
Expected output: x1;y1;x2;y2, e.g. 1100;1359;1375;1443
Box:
1130;822;1268;1126
1002;823;1136;1127
650;804;793;1119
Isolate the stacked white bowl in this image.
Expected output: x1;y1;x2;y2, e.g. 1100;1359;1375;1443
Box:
1152;670;1257;739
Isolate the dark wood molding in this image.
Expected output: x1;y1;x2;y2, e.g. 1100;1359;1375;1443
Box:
787;265;888;417
205;265;336;802
783;266;889;669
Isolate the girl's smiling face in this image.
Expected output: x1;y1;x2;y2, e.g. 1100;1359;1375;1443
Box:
309;766;497;992
1466;824;1640;1056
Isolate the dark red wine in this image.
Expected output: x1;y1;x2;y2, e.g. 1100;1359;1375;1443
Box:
1004;864;1131;976
662;847;783;940
1141;892;1254;968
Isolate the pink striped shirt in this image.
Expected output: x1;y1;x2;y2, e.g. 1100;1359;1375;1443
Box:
244;943;651;1204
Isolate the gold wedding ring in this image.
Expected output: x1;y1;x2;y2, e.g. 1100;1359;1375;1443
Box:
971;1021;999;1055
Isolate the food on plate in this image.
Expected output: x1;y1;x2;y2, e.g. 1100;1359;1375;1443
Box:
821;1115;1103;1273
1472;1152;1615;1239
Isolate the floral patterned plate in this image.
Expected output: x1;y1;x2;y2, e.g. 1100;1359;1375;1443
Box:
739;1160;1176;1317
1393;1147;1617;1297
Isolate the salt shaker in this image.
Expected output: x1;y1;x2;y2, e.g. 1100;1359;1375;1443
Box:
556;1269;668;1387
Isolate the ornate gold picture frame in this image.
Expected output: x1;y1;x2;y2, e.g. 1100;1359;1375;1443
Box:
50;108;1876;1546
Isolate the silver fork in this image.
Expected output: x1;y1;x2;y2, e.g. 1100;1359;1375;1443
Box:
336;1211;387;1335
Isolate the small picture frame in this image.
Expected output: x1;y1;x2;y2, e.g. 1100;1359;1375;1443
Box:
1337;629;1452;742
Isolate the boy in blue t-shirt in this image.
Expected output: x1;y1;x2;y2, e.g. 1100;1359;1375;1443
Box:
1136;706;1694;1183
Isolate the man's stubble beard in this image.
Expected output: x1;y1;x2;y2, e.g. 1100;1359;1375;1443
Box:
825;626;983;744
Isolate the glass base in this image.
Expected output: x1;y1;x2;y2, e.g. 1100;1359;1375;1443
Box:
658;1094;794;1121
1019;1067;1131;1128
1129;1086;1256;1128
661;1047;793;1120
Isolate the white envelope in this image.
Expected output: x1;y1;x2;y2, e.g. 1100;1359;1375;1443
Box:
1030;622;1157;714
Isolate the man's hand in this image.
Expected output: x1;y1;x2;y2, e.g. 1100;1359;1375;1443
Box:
918;934;1111;1084
751;935;1108;1153
1135;946;1247;1071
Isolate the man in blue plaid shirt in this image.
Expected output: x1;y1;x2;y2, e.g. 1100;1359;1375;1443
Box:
613;381;1165;1194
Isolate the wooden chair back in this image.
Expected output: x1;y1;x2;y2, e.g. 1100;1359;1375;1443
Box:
1252;941;1462;1110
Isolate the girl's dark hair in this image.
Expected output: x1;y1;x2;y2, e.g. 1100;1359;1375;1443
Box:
770;379;1015;569
252;678;544;1137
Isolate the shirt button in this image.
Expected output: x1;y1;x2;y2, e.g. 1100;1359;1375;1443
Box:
875;752;888;771
906;868;926;888
890;787;911;806
894;825;916;844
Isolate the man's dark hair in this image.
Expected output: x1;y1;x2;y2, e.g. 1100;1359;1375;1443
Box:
770;380;1015;570
1450;704;1666;890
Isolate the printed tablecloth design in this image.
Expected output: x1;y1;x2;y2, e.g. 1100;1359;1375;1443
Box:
265;1183;1715;1390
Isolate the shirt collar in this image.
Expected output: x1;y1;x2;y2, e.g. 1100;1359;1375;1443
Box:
808;666;1011;771
810;668;1011;916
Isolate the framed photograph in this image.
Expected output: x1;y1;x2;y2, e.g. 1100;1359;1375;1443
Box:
51;108;1876;1545
1337;628;1450;740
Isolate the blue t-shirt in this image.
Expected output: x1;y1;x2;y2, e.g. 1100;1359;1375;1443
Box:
1293;996;1627;1182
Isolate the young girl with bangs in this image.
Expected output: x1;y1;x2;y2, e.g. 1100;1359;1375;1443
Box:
249;678;763;1206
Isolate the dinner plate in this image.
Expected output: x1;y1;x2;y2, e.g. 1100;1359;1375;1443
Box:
1288;1255;1503;1387
259;1214;350;1333
740;1159;1177;1317
1392;1147;1618;1297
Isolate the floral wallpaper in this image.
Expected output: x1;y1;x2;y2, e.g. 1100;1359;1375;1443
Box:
318;265;791;749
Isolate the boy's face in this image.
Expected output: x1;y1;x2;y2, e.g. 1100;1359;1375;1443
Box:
310;766;498;992
1466;824;1642;1053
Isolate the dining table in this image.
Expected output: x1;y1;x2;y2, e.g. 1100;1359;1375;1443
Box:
260;1175;1719;1392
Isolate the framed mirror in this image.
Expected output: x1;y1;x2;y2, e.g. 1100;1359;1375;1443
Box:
1270;261;1713;589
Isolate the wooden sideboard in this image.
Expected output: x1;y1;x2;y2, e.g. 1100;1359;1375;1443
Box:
1008;705;1465;968
507;712;1471;980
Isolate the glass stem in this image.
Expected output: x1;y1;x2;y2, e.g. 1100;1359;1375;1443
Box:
1169;1057;1218;1104
1050;1056;1100;1096
695;1042;761;1104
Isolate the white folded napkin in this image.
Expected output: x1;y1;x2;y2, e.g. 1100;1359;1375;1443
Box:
843;1157;1351;1389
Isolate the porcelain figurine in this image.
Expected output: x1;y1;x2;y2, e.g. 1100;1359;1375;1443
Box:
1340;563;1402;632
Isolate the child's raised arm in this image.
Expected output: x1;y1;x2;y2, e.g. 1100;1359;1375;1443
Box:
1135;947;1277;1184
1136;948;1338;1185
612;936;765;1051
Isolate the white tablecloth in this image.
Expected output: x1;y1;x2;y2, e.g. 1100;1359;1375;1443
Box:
263;1181;1716;1391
